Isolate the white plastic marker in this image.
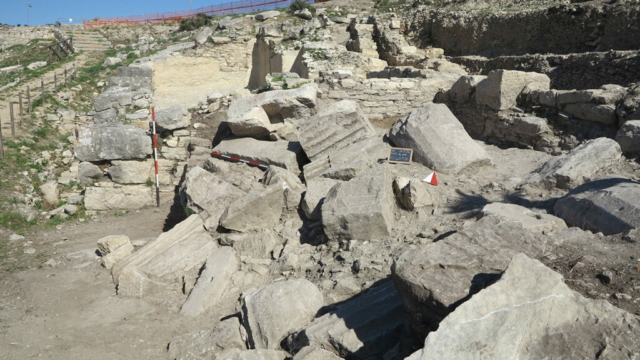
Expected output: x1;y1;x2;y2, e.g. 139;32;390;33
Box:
211;151;269;170
423;171;438;186
151;108;160;207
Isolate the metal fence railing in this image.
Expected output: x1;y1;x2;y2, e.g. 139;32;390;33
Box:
83;0;306;29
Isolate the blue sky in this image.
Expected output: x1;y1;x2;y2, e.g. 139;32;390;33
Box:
0;0;224;26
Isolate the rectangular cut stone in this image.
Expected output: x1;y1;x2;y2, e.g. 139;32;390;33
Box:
75;125;152;162
213;138;302;175
84;185;154;211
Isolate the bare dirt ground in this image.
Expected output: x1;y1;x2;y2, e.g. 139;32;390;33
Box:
0;204;216;360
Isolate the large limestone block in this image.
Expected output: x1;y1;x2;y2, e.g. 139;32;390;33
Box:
181;247;238;317
180;166;246;229
322;165;395;242
228;106;273;139
41;181;60;206
108;159;153;184
449;75;486;103
389;103;492;175
615;120;640;153
94;86;133;112
481;203;566;234
243;279;323;349
102;242;134;270
97;235;130;255
112;215;217;298
392;216;551;340
168;317;246;360
75;125;152;162
302;178;340;221
410;254;640;360
233;230;278;259
298;100;374;161
156;105;191;131
288;280;408;359
255;10;280;21
84;185;153;211
227;85;316;126
393;177;436;210
263;166;305;192
219;184;284;232
554;175;640;235
564;103;617;125
213;138;302;175
476;70;550;110
522;138;621;190
78;161;103;185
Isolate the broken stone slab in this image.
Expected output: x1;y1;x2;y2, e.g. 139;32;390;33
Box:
233;230;278;259
93;108;118;125
322;165;395;242
213;138;302;175
393;177;436;210
228;106;273;139
97;235;130;255
263;166;305;192
195;27;213;45
301;178;340;221
293;346;342;360
255;10;280;21
103;241;134;270
392;216;552;340
156;105;191;131
168;317;246;360
94;86;133;112
219;184;284;232
219;349;288;360
564;103;617;125
448;75;486;103
481;203;566;234
27;61;47;70
227;85;316;127
288;279;409;360
389;103;492;175
319;161;368;181
554;175;640;235
75;125;152;162
180;166;246;230
181;247;238;317
243;278;323;349
259;24;283;38
615;120;640;153
294;9;313;20
112;215;217;298
84;185;154;211
409;253;640;360
78;162;103;185
298;100;375;162
476;70;550;110
41;180;60;206
522;137;621;190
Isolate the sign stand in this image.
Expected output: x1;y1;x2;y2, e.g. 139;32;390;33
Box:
151;108;160;207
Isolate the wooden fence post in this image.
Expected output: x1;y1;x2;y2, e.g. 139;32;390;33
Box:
10;102;15;137
54;72;58;93
41;78;45;108
19;92;23;125
65;67;68;87
27;86;31;114
0;115;4;158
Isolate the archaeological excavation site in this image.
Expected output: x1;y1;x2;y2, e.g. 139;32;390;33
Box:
1;0;640;358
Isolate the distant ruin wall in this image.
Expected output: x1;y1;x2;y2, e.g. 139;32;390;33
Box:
0;25;56;50
408;2;640;57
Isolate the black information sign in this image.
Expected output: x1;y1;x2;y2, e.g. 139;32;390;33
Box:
388;147;413;164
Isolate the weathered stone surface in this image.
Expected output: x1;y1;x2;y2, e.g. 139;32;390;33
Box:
393;177;436;210
301;178;339;221
263;166;304;192
233;230;278;259
84;185;153;211
108;159;153;184
227;85;316;128
112;215;217;298
481;203;566;234
213;138;302;175
219;349;288;360
97;234;130;255
298;100;374;161
288;280;409;360
322;165;395;242
75;125;152;162
169;317;246;360
392;216;551;340
103;57;122;67
615;120;640;153
389;103;492;175
259;25;283;38
448;75;486;103
522;138;621;189
410;254;640;360
195;27;213;45
294;9;312;20
180;166;246;230
156;105;191;131
293;347;342;360
94;86;133;112
220;184;284;232
255;10;280;21
476;70;550;110
78;162;103;185
103;241;134;270
228;106;273;139
564;103;617;125
243;278;323;349
181;247;238;317
41;181;60;206
27;61;47;70
554;175;640;235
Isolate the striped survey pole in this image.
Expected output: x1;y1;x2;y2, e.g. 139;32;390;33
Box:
211;151;269;170
151;107;160;207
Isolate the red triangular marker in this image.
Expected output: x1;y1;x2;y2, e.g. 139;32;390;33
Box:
423;171;438;186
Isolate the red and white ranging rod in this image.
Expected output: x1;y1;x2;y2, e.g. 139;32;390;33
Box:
151;108;160;207
211;152;269;170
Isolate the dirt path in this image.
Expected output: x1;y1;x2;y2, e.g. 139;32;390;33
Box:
0;204;211;360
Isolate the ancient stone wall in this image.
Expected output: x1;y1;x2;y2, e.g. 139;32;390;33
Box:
0;25;56;50
184;36;254;73
408;2;640;57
